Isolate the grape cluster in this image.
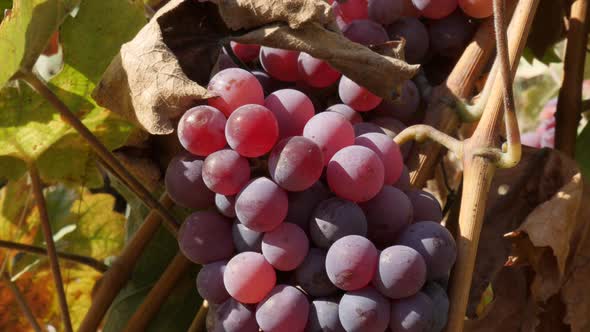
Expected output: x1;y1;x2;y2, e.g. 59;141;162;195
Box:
521;99;556;149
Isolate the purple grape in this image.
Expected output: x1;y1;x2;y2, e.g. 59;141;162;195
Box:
339;287;391;332
235;177;288;232
390;292;434;332
196;260;230;304
360;186;413;248
216;52;238;71
256;285;310;332
372;245;426;299
306;298;345;332
356;132;404;185
372;117;412;158
326;235;379;290
213;298;259;332
264;89;315;139
353;122;386;137
268;136;324;192
406;189;443;222
178;211;234;264
342;19;389;45
368;0;403;25
252;70;288;96
396;221;457;280
428;10;475;58
215;194;236;218
165;153;214;209
386;17;429;64
326;104;363;125
423;282;449;332
285;181;331;232
202;149;251;195
262;223;309;271
295;248;338;297
394;165;412;191
232;220;263;253
374;80;420;124
310;198;368;249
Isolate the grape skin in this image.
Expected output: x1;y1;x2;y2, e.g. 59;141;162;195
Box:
394;165;411;191
207;68;264;117
413;0;458;19
260;47;300;82
252;70;288;96
326;235;379;290
405;189;443;223
374;80;420;123
390;292;435;332
458;0;493;18
232;220;263;253
265;89;315;139
165;153;214;209
423;282;450;332
256;285;310;332
235;177;288;232
353;122;386;137
177;211;234;264
224;252;276;303
285;181;331;232
230;41;260;63
295;248;339;297
428;10;475;58
225;104;279;158
326;104;363;125
368;0;403;25
262;222;309;271
372;245;426;299
202;149;251;195
306;298;345;332
297;52;341;88
386;18;429;64
342;19;389;46
339;287;391;332
177;105;227;156
213;298;259;332
268;136;324;192
215;194;236;218
196;260;230;304
356;132;404;185
310;197;368;249
303;112;355;165
339;75;383;112
332;0;368;23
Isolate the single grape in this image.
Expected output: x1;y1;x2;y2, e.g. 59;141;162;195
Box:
353;122;386;137
386;18;429;64
268;136;324;192
232;220;263;253
202;149;250;195
372;116;412;157
521;131;541;148
374;80;420;123
332;0;369;23
224;252;276;303
342;19;389;45
235;177;288;232
213;298;259;332
297;52;341;88
390;292;434;332
303;112;355;165
207;68;264;117
360;186;413;247
356;133;404;185
458;0;493;18
339;287;390;332
394;165;411;191
225;104;279;158
215;194;236;218
368;0;403;24
165;153;214;209
396;221;457;280
310;198;368;249
217;52;238;71
264;89;315;139
177;105;227;156
428;10;475;58
405;189;443;223
295;248;339;297
412;0;457;19
326;104;363;125
262;222;309;271
339;75;383;112
423;282;450;332
196;260;230;304
327;145;385;202
260;47;300;82
326;235;379;290
285;181;332;231
256;285;310;332
401;0;421;16
252;70;289;96
372;245;426;299
306;298;345;332
178;211;234;264
230;41;261;62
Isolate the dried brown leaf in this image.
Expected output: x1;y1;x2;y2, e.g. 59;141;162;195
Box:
113;152;161;192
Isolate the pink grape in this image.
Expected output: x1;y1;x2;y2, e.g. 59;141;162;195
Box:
355;132;404;185
207;68;264;117
521;131;541;148
326;104;363;124
327;145;385;202
303;112;355;165
297;52;341;88
259;47;300;82
458;0;493;18
326;235;379;290
215;194;236;218
224;252;276;303
177;105;227;156
264;89;315;139
165;152;214;209
413;0;458;19
332;0;368;23
262;222;309;271
235;177;288;232
368;0;403;25
342;20;389;46
256;285;310;332
339;76;382;112
268;136;324;192
372;245;427;299
178;211;234;264
225;104;279;157
230;41;261;62
203;149;251;195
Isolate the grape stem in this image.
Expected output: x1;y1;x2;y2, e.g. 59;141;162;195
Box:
187;300;210;332
2;272;43;332
393;125;463;159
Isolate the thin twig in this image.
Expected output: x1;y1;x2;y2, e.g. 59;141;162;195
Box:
555;0;589;156
187;301;209;332
394;124;464;159
2;272;43;332
20;71;180;233
78;193;174;332
123;253;193;332
0;239;108;272
29;164;73;332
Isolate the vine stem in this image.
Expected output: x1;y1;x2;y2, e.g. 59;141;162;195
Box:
29;164;73;332
0;239;107;272
123;253;192;332
19;71;180;232
78;193;174;332
2;272;43;332
187;301;209;332
555;0;589;156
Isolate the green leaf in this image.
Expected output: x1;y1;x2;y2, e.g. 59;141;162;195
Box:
0;0;79;87
576;124;590;180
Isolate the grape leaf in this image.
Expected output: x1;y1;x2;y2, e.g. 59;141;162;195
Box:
0;0;79;87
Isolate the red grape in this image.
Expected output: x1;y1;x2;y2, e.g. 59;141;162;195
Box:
339;76;382;112
458;0;493;18
215;194;236;218
203;149;250;195
235;177;288;232
326;104;363;124
332;0;369;23
355;132;404;185
259;47;300;82
230;41;261;62
368;0;403;25
297;52;341;88
268;136;324;192
225;104;279;157
264;89;315;139
413;0;457;19
208;68;264;117
303;112;355;164
262;222;309;271
224;252;276;303
177;105;227;156
256;285;309;332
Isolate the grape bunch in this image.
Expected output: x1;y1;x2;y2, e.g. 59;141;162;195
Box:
521;99;556;149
